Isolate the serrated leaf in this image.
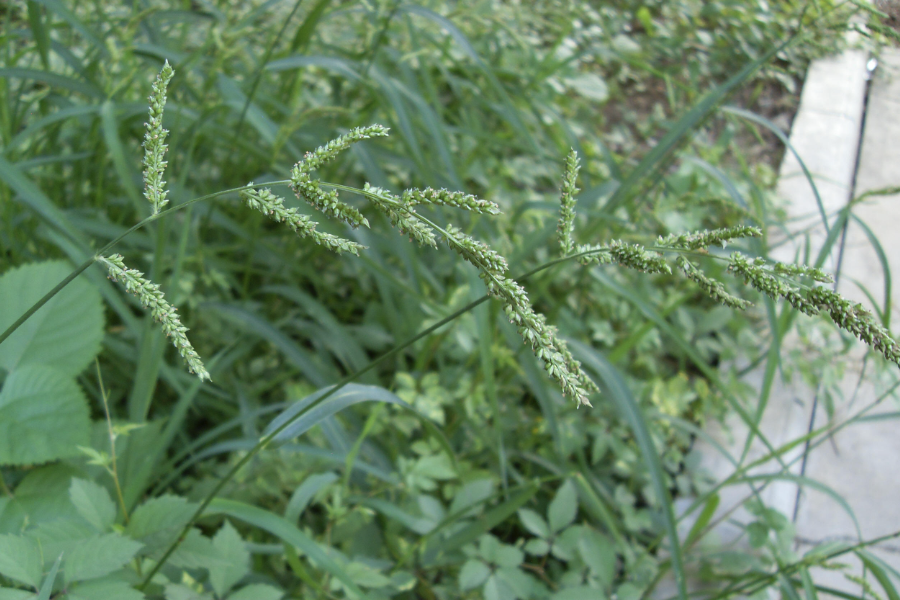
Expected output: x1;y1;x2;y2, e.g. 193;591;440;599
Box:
66;577;145;600
484;573;518;600
517;508;549;539
126;495;197;556
227;584;284;600
27;519;95;563
548;480;578;534
459;560;490;591
0;261;103;376
209;521;249;597
0;366;91;466
69;478;116;531
64;533;142;583
0;534;42;588
169;528;231;571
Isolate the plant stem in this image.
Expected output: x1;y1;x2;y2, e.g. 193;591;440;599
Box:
96;360;129;523
0;182;280;348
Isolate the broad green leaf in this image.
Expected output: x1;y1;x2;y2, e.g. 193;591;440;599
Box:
459;560;490;591
548;480;578;534
64;533;142;583
0;366;90;466
27;519;95;564
0;261;103;376
578;530;615;587
65;578;144;600
69;478;116;532
517;508;549;539
126;495;197;556
0;535;42;588
228;584;284;600
169;528;231;571
524;539;550;556
3;465;81;531
209;521;250;597
494;545;524;569
484;573;518;600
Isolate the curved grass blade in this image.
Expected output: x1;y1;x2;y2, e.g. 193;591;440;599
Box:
0;68;103;99
36;553;62;600
851;213;893;327
204;498;368;599
723;106;829;234
737;473;861;538
422;481;540;564
570;341;687;600
857;549;900;600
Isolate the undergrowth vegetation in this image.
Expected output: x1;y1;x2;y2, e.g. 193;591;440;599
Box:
1;1;899;599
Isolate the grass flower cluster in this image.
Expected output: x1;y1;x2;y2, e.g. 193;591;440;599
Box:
289;125;390;228
241;186;364;255
557;149;580;256
99;254;210;381
142;60;174;215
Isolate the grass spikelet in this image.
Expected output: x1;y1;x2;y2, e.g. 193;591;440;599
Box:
100;254;210;381
289;125;389;229
677;256;752;309
440;225;596;407
557;149;580;256
401;188;499;214
143;61;175;215
365;184;437;247
806;286;900;366
657;225;763;250
241;186;365;256
728;253;818;316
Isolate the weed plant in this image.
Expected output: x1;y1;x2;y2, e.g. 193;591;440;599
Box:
1;2;899;600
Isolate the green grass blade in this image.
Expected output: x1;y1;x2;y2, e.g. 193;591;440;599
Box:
723;106;829;234
36;553;62;600
857;549;900;600
850;214;893;327
0;68;103;99
204;498;369;599
203;302;335;387
571;341;687;600
26;1;51;70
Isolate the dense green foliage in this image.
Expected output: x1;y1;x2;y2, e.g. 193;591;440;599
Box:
1;1;898;600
